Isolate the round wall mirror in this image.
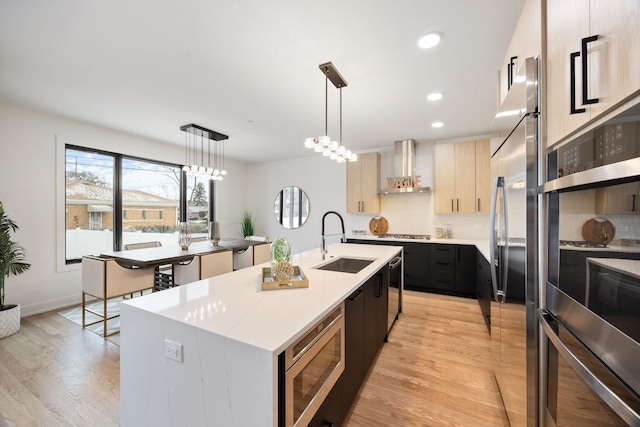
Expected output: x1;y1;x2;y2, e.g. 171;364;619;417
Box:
274;186;310;229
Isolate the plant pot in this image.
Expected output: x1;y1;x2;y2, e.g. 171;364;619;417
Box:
0;304;20;339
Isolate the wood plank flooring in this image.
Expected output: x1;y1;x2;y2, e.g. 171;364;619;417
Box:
0;309;120;427
344;291;509;427
0;291;508;427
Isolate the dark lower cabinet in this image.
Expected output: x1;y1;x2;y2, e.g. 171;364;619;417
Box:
428;244;476;297
476;252;492;331
337;264;390;424
455;245;477;295
309;376;343;427
403;243;429;291
558;249;640;305
429;245;456;292
343;288;365;406
363;270;388;374
347;239;477;298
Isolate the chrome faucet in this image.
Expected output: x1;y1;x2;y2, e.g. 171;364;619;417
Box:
321;211;346;260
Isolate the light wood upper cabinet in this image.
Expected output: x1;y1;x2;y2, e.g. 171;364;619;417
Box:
435;144;455;213
454;141;476;213
347;152;380;214
435;140;488;214
588;1;640;119
595;182;640;214
475;139;492;213
497;0;542;107
546;0;640;148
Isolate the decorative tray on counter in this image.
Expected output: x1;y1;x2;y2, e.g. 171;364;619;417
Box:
261;266;309;290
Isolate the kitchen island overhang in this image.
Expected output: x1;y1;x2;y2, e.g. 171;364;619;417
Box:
120;243;402;427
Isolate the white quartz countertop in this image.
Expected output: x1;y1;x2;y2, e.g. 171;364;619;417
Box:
586;257;640;279
121;243;402;355
347;234;490;262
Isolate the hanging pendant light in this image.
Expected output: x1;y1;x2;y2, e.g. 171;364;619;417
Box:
304;62;357;162
180;124;229;180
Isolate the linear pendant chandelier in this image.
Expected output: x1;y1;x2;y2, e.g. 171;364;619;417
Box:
180;124;228;180
304;62;357;162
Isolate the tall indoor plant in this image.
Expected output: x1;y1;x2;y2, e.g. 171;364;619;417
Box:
240;210;255;238
0;201;30;338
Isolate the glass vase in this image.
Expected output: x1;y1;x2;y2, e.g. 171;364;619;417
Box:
270;237;293;281
209;221;220;246
178;221;192;250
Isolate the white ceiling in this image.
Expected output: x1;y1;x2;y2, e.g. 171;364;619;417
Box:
0;0;525;164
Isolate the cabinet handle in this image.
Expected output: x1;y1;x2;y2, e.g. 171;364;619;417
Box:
570;35;599;114
581;35;599;106
457;199;459;212
348;289;364;301
632;194;637;212
477;198;481;212
362;201;365;212
451;199;454;212
570;51;586;114
377;273;383;298
507;56;517;90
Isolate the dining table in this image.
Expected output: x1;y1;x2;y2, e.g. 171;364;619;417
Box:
100;238;262;269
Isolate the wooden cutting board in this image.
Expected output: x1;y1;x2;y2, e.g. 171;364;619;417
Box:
369;216;389;236
581;218;615;244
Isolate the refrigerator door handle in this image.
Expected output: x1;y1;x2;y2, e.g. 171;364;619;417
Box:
489;176;503;302
501;178;509;301
539;310;640;425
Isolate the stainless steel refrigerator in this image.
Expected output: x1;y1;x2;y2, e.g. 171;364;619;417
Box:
490;57;539;427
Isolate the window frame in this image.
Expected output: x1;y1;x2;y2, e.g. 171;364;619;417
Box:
60;141;187;266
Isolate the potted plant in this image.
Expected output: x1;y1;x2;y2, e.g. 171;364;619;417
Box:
0;201;30;339
240;210;255;238
270;237;293;281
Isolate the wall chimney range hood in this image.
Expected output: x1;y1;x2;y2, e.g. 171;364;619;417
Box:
381;140;431;194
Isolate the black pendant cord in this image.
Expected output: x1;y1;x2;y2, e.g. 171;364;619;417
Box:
325;68;329;136
339;86;342;146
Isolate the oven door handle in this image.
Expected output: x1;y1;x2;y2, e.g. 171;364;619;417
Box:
538;310;640;425
389;256;402;270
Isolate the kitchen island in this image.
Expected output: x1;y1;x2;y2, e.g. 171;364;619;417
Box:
120;243;402;427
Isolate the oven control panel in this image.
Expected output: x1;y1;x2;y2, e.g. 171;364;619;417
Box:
556;120;639;178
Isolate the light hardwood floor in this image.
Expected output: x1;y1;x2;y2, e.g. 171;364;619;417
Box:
345;291;509;426
0;291;508;426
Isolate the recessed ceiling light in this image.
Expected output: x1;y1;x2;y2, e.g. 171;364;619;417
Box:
427;92;443;101
418;32;441;49
431;122;444;128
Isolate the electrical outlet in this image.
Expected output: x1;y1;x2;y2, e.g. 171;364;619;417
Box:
164;339;183;363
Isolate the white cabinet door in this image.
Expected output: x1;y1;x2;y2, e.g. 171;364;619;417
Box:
589;0;640;119
546;0;590;148
546;0;640;148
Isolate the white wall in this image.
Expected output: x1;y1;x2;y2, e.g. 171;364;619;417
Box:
246;139;490;258
0;102;492;317
246;155;346;254
0;103;247;316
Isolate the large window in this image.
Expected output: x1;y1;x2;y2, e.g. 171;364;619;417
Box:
65;148;115;261
121;158;181;248
64;145;204;263
185;175;211;239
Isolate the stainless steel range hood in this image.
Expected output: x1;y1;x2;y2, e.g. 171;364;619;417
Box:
380;140;431;194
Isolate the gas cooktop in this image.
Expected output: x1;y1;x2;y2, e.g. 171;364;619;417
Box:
560;240;607;248
378;233;431;240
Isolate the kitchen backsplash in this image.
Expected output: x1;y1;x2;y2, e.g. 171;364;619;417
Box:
346;192;490;240
558;190;640;242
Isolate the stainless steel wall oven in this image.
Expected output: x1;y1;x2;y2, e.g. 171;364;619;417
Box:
541;99;640;426
278;303;345;427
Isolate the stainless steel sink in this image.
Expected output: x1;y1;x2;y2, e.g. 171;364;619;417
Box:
313;257;374;274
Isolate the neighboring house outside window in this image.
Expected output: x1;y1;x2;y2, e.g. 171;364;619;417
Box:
66;181;178;231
